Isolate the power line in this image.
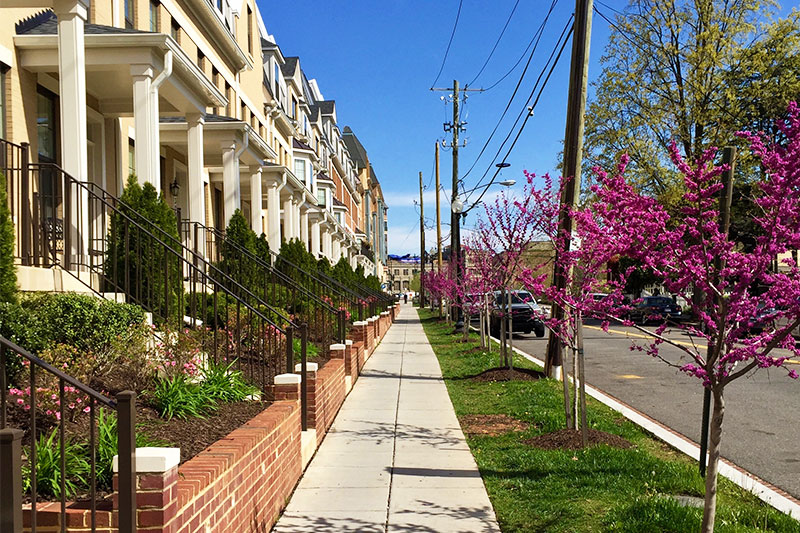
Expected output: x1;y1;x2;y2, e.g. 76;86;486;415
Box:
465;19;574;212
465;15;575;200
461;0;561;182
429;0;464;89
467;0;521;86
481;0;561;92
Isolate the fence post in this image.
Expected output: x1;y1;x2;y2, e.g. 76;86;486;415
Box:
116;391;136;533
338;310;346;344
20;143;30;265
285;326;294;375
62;171;71;270
301;323;308;431
0;428;23;533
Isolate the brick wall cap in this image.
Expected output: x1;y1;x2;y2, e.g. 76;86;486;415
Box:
294;362;319;372
112;447;180;473
345;339;353;346
353;321;368;326
274;373;302;385
329;343;346;351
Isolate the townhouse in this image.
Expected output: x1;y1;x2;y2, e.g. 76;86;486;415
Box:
0;0;388;289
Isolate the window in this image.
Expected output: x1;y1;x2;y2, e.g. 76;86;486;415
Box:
170;19;180;43
273;63;280;98
403;269;408;276
127;139;135;177
149;0;159;32
294;159;306;184
224;82;231;116
291;96;297;119
317;188;326;207
335;212;341;224
124;0;134;29
241;102;247;121
394;269;399;275
36;88;57;162
197;50;205;72
247;6;253;55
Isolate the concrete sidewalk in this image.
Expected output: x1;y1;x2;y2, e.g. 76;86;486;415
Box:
272;304;500;533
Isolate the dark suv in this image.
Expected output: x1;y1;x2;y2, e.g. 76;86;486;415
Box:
627;296;682;325
490;290;546;337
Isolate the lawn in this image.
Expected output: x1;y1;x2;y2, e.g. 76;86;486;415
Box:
418;308;800;533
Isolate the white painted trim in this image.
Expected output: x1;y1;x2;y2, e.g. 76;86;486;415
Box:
500;336;800;519
0;43;12;67
294;362;319;372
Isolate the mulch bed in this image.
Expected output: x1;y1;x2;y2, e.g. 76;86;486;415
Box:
137;400;270;463
459;414;532;436
471;367;546;382
524;428;634;451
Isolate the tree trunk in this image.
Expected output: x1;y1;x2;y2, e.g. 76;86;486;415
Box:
507;289;514;370
562;341;572;430
479;306;486;349
700;387;725;533
571;343;579;430
577;313;587;447
500;299;507;367
463;309;471;342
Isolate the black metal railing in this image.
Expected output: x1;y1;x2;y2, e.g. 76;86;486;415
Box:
0;336;136;533
182;221;345;358
19;158;300;392
1;139;33;265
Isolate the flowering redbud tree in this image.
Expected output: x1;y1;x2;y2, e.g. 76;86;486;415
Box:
473;181;551;369
568;104;800;532
517;172;627;438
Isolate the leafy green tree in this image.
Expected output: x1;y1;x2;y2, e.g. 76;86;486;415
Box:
317;257;332;276
332;257;355;288
0;174;17;303
104;176;182;322
409;273;421;292
585;0;800;196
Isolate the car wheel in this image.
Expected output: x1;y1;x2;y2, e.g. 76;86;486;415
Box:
535;326;545;338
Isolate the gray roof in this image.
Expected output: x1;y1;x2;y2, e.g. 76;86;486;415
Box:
281;57;299;78
332;197;346;208
342;127;368;170
318;101;336;116
160;114;240;124
308;104;321;121
16;10;151;35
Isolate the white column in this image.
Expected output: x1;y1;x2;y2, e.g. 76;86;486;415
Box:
131;65;155;186
266;178;282;251
332;238;341;262
221;142;240;225
54;0;90;265
311;217;321;257
300;207;309;248
186;113;205;225
283;195;295;241
250;166;263;235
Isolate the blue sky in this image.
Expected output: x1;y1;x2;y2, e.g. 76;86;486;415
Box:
256;0;617;254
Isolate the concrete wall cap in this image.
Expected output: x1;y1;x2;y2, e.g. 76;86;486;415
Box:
112;447;180;473
367;317;377;322
329;343;346;351
274;373;302;385
353;321;368;326
294;362;319;372
381;311;390;316
345;339;353;346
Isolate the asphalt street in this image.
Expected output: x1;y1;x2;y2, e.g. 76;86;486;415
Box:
510;322;800;498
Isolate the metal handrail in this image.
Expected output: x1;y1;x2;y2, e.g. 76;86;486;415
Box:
0;336;136;533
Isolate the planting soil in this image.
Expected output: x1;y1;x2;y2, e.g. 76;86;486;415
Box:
471;366;546;382
524;428;633;451
459;414;531;436
137;400;269;462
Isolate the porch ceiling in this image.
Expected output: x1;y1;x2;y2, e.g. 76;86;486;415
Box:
160;119;275;166
14;33;226;114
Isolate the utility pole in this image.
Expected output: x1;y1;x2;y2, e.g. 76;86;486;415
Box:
544;0;594;379
436;141;443;317
431;80;482;330
419;171;426;308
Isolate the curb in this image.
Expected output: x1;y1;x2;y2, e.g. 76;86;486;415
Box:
488;333;800;519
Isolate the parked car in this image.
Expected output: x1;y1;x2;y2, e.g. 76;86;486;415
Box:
490;290;546;337
627;296;682;325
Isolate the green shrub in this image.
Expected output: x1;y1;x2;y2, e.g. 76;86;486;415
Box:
149;374;217;420
104;175;182;323
23;428;90;500
200;360;258;402
95;408;167;488
0;174;17;303
316;257;332;276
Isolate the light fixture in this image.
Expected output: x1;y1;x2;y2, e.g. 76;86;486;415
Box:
169;177;180;206
452;197;464;214
499;179;516;187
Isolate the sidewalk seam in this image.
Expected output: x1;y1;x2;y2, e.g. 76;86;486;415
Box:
385;308;406;532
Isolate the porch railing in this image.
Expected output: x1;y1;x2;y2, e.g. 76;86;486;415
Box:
0;336;136;533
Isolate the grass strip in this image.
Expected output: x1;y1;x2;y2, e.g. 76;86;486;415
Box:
418;308;800;532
